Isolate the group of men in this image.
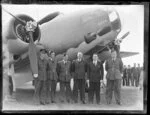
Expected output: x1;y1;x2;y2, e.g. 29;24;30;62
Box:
33;48;123;106
122;63;142;87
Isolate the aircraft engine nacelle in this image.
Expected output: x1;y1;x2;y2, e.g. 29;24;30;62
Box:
84;33;97;44
84;26;111;44
4;14;41;55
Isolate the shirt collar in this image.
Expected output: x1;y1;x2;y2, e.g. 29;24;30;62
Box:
93;60;97;64
77;58;82;62
112;57;116;61
63;60;67;63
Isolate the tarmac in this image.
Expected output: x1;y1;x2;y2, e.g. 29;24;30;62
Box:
2;81;144;112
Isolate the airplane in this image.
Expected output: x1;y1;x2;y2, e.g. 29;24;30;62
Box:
2;6;139;91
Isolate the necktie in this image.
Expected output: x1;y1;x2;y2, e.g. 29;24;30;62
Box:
113;58;115;63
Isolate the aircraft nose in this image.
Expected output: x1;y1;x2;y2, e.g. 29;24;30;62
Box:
107;9;121;33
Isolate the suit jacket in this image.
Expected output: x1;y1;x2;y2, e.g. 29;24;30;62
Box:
47;57;58;81
88;61;104;82
127;68;132;77
105;58;123;80
123;68;127;78
38;56;48;81
72;59;88;79
57;60;72;82
131;67;138;78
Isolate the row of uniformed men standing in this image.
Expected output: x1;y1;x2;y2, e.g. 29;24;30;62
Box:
122;64;142;87
33;49;104;105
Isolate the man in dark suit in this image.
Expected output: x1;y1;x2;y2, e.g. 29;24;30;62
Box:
105;50;123;105
33;49;49;105
72;52;88;104
57;54;72;103
122;65;127;86
87;53;104;104
47;51;58;103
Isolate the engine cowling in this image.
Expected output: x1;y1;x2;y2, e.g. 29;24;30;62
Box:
4;14;41;55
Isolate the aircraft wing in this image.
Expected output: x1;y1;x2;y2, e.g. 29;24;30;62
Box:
120;51;139;58
84;44;139;61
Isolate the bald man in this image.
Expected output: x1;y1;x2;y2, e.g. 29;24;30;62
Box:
72;52;88;104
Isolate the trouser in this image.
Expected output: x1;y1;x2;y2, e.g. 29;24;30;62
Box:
106;79;121;103
59;81;72;102
33;79;47;104
137;75;140;86
134;76;139;87
88;81;100;103
126;76;130;86
8;75;13;95
46;80;51;103
122;77;126;86
3;74;9;100
50;80;57;102
131;75;135;86
73;79;85;102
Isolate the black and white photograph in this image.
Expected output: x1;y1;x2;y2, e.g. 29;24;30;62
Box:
2;3;146;112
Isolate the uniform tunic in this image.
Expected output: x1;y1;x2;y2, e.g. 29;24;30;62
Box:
47;57;58;102
57;60;72;102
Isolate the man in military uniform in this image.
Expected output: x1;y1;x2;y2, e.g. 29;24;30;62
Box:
137;64;141;87
105;50;123;105
127;65;132;86
33;49;48;105
122;65;127;86
72;52;88;104
87;53;104;104
57;54;72;103
132;63;139;87
47;51;58;103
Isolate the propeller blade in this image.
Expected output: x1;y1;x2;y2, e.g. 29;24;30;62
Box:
120;31;130;40
2;7;26;26
37;12;60;25
97;31;130;54
28;31;38;74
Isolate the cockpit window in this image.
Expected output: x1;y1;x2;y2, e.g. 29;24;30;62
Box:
109;11;118;22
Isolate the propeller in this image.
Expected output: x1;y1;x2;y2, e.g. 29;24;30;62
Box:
3;8;39;75
97;31;130;57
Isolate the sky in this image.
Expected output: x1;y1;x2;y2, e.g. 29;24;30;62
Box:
2;4;144;67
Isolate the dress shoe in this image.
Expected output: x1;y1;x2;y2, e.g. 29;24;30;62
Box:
51;100;56;103
88;101;93;104
45;101;50;104
67;100;70;103
40;102;45;105
74;100;78;103
82;100;86;104
107;101;111;105
116;102;122;105
97;102;101;105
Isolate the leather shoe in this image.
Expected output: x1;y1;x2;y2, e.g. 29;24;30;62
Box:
107;101;111;105
51;100;56;103
116;102;122;105
40;102;45;105
82;100;86;104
